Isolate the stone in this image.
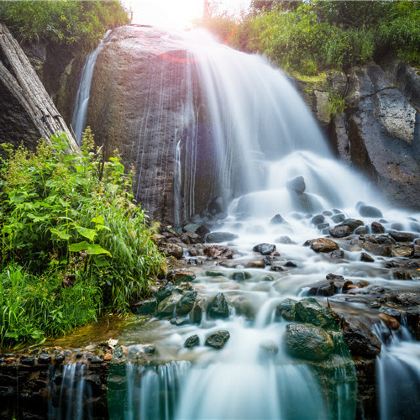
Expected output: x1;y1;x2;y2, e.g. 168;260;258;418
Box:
204;245;234;259
358;204;383;218
389;231;418;242
306;238;339;253
393;270;412;280
329;224;352;238
155;283;175;302
205;232;238;243
311;214;325;225
284;324;334;362
176;291;197;316
245;259;266;269
331;214;346;223
317;222;330;230
286;176;306;194
342;219;364;231
371;221;385;234
37;353;51;364
307;274;345;297
131;299;157;315
354;226;368;235
275;236;295;244
360;252;374;262
190;300;204;324
168;270;195;283
284;261;297;268
205;330;230;349
231;295;255;319
294;298;339;330
231;271;252;281
341;318;381;358
252;243;276;255
378;313;400;330
184;335;200;348
391;245;413;258
183;223;210;237
205;270;225;277
270;214;286;224
275;298;298;321
156;293;182;318
162;243;184;259
207;293;229;319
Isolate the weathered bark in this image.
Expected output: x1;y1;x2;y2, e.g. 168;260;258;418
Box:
0;24;77;150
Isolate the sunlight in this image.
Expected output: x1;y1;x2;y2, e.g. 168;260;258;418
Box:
123;0;251;29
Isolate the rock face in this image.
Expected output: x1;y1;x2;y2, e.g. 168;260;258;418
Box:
303;61;420;210
88;25;220;223
0;24;77;149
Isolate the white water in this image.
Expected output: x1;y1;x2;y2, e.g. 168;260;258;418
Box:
71;30;111;144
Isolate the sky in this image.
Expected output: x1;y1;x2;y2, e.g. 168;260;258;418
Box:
122;0;251;29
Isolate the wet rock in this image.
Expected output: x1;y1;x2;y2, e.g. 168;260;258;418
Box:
358;204;383;218
204;245;234;259
390;222;404;231
354;226;368;235
414;245;420;258
391;245;413;258
294;298;339;330
284;261;297;268
205;270;224;277
360;252;374;262
168;269;196;283
317;222;330;231
156;293;182;318
205;232;238;243
161;243;184;259
340;318;381;358
331;214;346;224
323;210;333;216
371;221;385;234
270;214;286;224
252;243;276;255
205;330;230;349
275;298;298;321
259;340;279;356
183;223;210;237
389;231;418;242
378;313;400;330
286;176;306;194
190;299;204;324
155;283;175;302
311;214;325;225
284;324;334;362
393;270;412;280
131;299;157;315
307;274;345;297
37;353;51;364
207;293;229;319
342;218;364;231
176;291;197;316
184;335;200;348
20;356;35;366
245;259;265;269
231;271;252;281
270;262;285;272
231;295;255;319
329;224;352;238
305;238;339;253
208;196;224;215
275;236;295;244
329;249;345;259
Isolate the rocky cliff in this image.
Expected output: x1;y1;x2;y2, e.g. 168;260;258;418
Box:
0;24;77;150
300;62;420;210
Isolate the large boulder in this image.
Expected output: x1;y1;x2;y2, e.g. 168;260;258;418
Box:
284;323;334;361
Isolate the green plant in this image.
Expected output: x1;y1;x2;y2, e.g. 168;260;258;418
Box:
327;92;346;117
0;129;165;346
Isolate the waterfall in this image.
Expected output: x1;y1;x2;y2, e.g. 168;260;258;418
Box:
71;30;111;144
375;322;420;420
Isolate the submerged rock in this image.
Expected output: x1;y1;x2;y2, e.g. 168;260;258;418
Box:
284;323;334;361
358;204;383;218
360;252;375;262
371;221;385;234
207;293;230;319
305;238;339;253
205;330;230;349
205;232;238;243
270;214;286;224
252;243;276;255
389;231;418;242
286;176;306;194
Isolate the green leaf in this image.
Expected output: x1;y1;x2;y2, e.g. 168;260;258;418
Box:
75;226;96;242
91;215;105;225
69;241;111;257
50;228;71;241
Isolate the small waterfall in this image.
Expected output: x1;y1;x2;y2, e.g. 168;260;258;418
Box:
375;322;420;419
72;30;111;144
49;363;92;420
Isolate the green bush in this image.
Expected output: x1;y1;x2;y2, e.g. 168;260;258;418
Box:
0;0;129;49
0;130;165;346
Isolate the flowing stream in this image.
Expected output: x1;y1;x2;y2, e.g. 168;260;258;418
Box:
65;28;420;420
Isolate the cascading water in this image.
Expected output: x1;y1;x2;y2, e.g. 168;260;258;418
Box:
71;30;111;144
58;27;419;420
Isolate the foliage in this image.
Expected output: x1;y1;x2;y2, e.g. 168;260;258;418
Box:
202;1;420;74
0;130;165;346
0;0;129;49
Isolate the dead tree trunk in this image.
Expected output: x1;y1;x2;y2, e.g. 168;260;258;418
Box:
0;23;77;150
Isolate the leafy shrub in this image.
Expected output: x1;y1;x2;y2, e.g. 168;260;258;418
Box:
0;0;129;49
0;130;165;346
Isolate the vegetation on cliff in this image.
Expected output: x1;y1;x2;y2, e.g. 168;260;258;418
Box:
0;0;129;49
204;0;420;75
0;130;165;346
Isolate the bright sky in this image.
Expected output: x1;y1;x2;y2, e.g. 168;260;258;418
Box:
122;0;251;29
